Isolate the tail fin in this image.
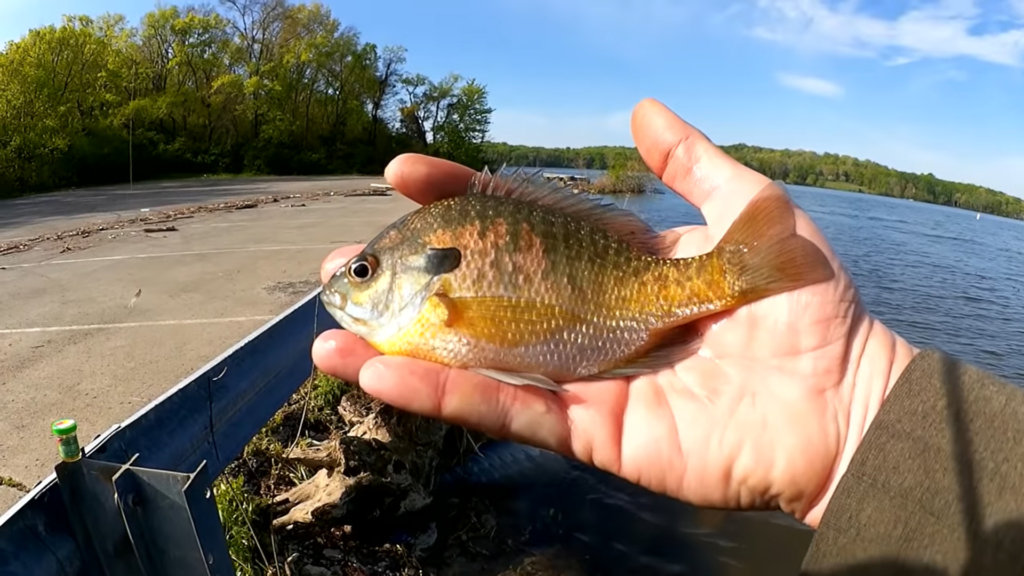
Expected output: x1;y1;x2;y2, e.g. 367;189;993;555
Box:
714;180;834;303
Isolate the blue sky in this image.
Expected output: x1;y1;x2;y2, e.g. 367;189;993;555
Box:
3;0;1024;196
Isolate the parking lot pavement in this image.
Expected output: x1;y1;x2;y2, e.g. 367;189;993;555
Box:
0;486;23;514
0;176;420;502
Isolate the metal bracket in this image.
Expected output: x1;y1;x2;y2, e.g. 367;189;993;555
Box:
53;455;234;576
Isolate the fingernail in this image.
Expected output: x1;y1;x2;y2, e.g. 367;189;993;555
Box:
360;358;382;380
313;333;337;352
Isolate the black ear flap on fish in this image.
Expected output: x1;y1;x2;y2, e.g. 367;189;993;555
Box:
425;246;462;276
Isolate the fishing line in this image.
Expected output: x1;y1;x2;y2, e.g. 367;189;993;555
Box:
288;286;322;452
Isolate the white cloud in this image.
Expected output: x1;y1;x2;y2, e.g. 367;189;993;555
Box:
749;0;1024;66
776;73;845;97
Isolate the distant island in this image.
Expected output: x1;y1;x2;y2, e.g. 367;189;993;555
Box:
480;142;1024;221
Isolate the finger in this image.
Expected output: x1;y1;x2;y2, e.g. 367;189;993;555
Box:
663;225;713;258
384;153;477;206
311;329;380;384
358;355;573;454
320;244;365;284
631;98;771;233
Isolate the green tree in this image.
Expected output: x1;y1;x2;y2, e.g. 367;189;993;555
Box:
0;0;495;197
398;72;494;168
479;142;1024;220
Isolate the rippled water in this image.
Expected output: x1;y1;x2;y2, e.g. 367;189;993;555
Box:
606;181;1024;387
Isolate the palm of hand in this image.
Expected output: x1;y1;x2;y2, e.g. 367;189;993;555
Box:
601;218;861;521
313;99;886;528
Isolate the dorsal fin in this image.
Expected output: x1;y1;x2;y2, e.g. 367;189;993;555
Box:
467;165;675;257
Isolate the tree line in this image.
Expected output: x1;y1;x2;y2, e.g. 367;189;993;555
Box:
3;0;1021;221
0;0;494;197
480;142;1024;220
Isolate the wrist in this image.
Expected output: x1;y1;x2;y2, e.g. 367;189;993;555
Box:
801;315;919;528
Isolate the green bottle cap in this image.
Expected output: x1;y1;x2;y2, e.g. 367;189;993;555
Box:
51;418;77;436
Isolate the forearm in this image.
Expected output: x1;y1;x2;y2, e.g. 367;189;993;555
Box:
801;349;1024;574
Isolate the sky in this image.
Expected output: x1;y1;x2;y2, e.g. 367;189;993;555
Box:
2;0;1024;196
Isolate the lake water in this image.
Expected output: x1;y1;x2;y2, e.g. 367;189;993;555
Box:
447;168;1024;575
793;185;1024;386
541;168;1024;386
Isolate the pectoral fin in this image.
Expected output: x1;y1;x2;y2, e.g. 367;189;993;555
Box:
420;293;457;326
469;368;566;392
424;294;584;348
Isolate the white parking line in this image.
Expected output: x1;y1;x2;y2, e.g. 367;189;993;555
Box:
0;316;276;334
2;244;339;268
191;212;376;227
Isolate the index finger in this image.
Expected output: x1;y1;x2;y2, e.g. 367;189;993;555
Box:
384;153;477;206
358;354;574;455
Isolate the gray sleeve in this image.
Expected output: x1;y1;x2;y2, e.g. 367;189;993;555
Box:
800;349;1024;575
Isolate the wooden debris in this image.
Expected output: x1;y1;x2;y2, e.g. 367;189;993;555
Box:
142;225;177;233
0;186;387;257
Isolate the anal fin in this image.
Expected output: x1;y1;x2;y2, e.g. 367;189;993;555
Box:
470;368;566;392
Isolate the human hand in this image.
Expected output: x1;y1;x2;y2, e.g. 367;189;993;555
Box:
311;98;919;528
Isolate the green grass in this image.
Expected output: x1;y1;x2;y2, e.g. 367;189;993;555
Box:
306;371;348;426
214;475;271;576
213;369;352;576
210;367;522;575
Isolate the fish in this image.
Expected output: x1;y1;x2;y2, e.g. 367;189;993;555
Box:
320;167;834;392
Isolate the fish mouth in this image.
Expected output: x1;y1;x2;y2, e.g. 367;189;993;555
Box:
320;285;346;313
319;284;377;331
320;286;359;331
320;288;365;335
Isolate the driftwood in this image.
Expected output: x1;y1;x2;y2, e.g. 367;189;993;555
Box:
271;392;451;531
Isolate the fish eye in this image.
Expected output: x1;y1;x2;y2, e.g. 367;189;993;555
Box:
346;254;377;283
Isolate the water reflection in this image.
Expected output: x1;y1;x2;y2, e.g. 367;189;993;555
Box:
440;441;813;575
